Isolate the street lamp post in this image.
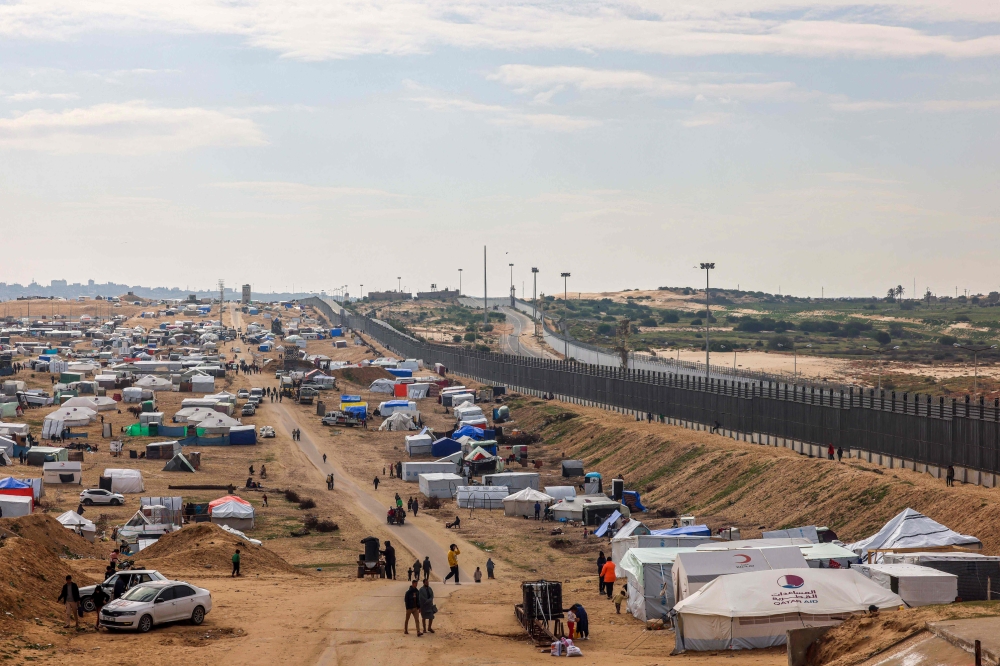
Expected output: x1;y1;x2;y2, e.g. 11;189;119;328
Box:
953;343;997;395
458;269;462;296
531;267;539;324
862;344;900;391
699;263;714;380
560;272;570;301
509;263;515;308
397;277;401;294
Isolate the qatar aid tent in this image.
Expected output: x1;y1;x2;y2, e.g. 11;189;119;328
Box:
619;547;699;621
673;568;903;652
102;468;145;493
673;547;808;604
849;508;982;562
42;460;82;484
854;563;958;607
209;495;255;530
56;510;97;542
502;487;555;517
456;485;509;509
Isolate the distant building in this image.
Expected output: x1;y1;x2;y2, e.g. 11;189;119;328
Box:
242;284;252;304
367;290;408;302
415;289;460;301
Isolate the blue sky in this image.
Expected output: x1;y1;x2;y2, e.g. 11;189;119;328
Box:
0;1;998;299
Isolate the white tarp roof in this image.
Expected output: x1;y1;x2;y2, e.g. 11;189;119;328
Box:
379;412;416;431
197;413;242;431
102;468;145;493
173;407;215;423
0;495;32;517
848;508;982;560
854;563;958;607
211;499;255;519
56;510;96;529
134;375;173;390
44;406;96;426
61;396;117;411
674;547;808;604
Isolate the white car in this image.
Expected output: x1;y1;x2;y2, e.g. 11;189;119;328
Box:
80;570;167;612
237;389;250;399
100;581;212;632
259;426;275;438
80;488;125;506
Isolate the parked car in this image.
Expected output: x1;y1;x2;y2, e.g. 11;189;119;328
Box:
259;426;275;438
247;396;261;406
241;403;256;416
79;489;125;506
100;581;212;632
237;389;250;399
79;570;168;612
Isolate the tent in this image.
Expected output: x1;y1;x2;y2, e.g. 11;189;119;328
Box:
849;508;982;562
145;441;181;460
407;383;430;399
56;510;97;542
229;425;257;445
882;552;1000;601
458;416;488;429
139;412;164;425
25;446;68;466
854;563;958;607
379;400;417;417
102;468;145;493
561;460;585;477
191;375;215;392
544;486;577;502
764;526;820;543
550;494;623;523
369;378;396;394
502;487;555;517
430;437;461;457
673;568;904;652
163;452;196;472
134;375;173;391
0;477;35;509
456;485;509;509
198;413;241;434
42;461;82;484
42;407;96;437
173;407;215;423
401;461;457;482
379;412;416;431
404;432;433;456
61;396;116;411
464;445;494;461
454;404;483;420
619;547;698;621
612;522;715;565
452;425;485;440
0;495;32;517
673;547;808;603
443;392;474;408
209;495;255;530
483;472;539;493
122;387;145;403
418;472;463;498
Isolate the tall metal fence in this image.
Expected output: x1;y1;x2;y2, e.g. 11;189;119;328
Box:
303;298;1000;479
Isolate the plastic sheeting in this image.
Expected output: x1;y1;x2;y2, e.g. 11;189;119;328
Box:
854;563;958;607
456;485;508;509
849;508;982;561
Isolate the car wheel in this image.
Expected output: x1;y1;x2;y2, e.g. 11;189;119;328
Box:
110;499;121;506
81;596;96;613
83;498;93;506
138;615;153;633
191;606;205;625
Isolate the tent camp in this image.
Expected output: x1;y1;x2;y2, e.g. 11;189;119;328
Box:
673;547;808;603
379;412;417;431
102;468;145;493
0;495;32;517
849;508;982;562
561;460;585;477
42;461;82;484
672;568;903;652
401;461;457;482
418;472;463;498
56;510;97;542
209;495;255;530
882;552;1000;601
163;452;196;472
854;563;958;607
61;396;116;411
502;487;555;517
619;547;697;621
612;525;715;565
42;407;96;438
404;431;433;456
482;472;539;493
456;485;508;509
134;375;173;391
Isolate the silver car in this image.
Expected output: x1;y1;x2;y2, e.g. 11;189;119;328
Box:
100;581;213;632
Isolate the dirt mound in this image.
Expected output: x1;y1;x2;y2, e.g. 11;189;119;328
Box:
330;366;394;387
0;513;102;558
808;602;1000;665
0;535;96;624
136;523;300;576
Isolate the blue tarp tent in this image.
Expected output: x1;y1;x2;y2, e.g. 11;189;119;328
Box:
594;510;623;538
621;490;647;512
452;425;485;440
343;405;368;418
431;437;461;457
341;395;362;403
650;524;712;537
0;477;32;489
330;328;343;337
386;368;412;378
229;426;258;445
258;344;272;352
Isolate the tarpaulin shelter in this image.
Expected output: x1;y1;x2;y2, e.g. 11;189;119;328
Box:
483;471;539;493
464;445;493;461
0;495;32;517
672;569;903;652
407;383;430;399
430;437;461;457
134;375;173;391
61;396;116;411
228;425;257;444
42;460;82;484
163;453;196;472
502;487;555;517
882;552;1000;601
197;413;241;434
0;476;34;509
849;508;982;562
763;526;820;543
561;460;585;477
379;412;416;431
418;472;463;498
56;510;97;542
854;563;958;607
209;495;255;530
456;485;508;509
369;379;396;394
404;431;433;456
401;461;457;482
101;468;145;493
25;446;68;466
379;400;417;417
145;441;181;460
673;547;808;604
452;425;485;440
619;547;697;621
544;486;577;502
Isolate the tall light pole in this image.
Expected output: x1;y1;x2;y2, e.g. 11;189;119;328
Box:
360;284;364;301
397;277;401;294
561;273;570;301
483;246;488;326
954;343;997;395
458;269;462;296
531;267;539;324
509;263;515;307
700;263;714;380
863;344;900;391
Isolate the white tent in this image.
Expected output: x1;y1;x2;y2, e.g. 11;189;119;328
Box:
0;436;15;459
854;563;958;607
191;375;215;392
210;499;255;530
369;378;396;394
407;383;430;399
401;461;457;482
612;527;715;566
483;472;539;493
763;526;820;543
418;472;463;498
619;547;697;621
550;494;618;522
122;387;144;403
502;487;555;517
848;508;982;562
454;404;483;420
44;406;96;427
42;461;82;484
673;568;903;652
0;495;32;517
456;485;508;509
379;412;417;431
134;375;173;391
197;413;242;434
379;400;418;417
673;547;808;603
61;396;116;412
102;468;145;493
56;510;97;542
544;486;577;502
404;432;433;456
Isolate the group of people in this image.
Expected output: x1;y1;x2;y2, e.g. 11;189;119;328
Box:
291;428;302;441
386;461;403;479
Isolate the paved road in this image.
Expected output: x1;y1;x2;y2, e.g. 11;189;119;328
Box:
498;306;557;359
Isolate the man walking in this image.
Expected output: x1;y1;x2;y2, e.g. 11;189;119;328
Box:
600;558;616;599
382;540;396;580
837;446;843;462
412;558;422;582
404;580;423;636
373;476;380;490
597;551;607;595
947;465;955;487
486;557;495;579
422;556;432;582
232;548;241;577
419;579;436;634
57;575;81;629
444;544;461;584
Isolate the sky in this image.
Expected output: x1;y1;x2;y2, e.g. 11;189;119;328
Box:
1;1;998;300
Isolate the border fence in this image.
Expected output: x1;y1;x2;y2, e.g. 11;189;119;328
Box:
300;297;1000;486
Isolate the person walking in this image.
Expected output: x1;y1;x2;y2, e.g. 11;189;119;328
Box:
837;446;844;462
612;585;627;614
418;579;436;634
404;580;423;636
262;493;268;507
600;558;616;599
947;465;955;487
444;544;461;584
486;557;495;579
407;497;413;514
534;501;541;520
413;558;422;582
91;583;109;631
597;551;607;595
828;443;835;460
422;556;433;582
232;548;241;577
382;540;396;580
412;500;419;517
373;476;380;490
322;453;327;464
58;575;82;629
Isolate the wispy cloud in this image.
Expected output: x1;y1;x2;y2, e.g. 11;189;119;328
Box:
833;98;1000;112
5;90;78;102
0;101;266;154
211;181;400;201
681;112;732;127
408;94;600;131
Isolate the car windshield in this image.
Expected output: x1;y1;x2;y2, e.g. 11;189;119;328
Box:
121;585;161;602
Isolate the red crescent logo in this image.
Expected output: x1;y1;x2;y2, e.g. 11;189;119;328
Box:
734;554;751;564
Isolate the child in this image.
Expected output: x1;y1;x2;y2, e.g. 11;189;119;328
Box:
565;607;577;640
613;586;627;614
407;566;414;581
474;567;482;583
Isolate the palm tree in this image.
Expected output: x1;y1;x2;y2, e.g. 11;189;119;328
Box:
895;285;905;302
887;288;896;303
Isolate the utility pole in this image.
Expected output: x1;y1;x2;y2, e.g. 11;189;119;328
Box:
397;277;401;294
218;279;225;320
700;263;714;380
561;273;570;301
532;267;539;336
509;263;515;308
458;269;462;296
483;246;488;326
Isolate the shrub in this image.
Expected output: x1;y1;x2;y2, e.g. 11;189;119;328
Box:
452;335;462;343
655;507;677;518
475;344;491;352
602;315;616;322
662;312;679;324
299;498;317;510
955;315;970;322
284;489;301;503
768;335;792;350
316;519;339;532
596;323;613;335
424;496;441;510
482;324;494;332
640;317;658;327
939;335;958;345
549;538;573;549
690;318;702;326
463;332;477;342
303;514;319;529
874;330;891;345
